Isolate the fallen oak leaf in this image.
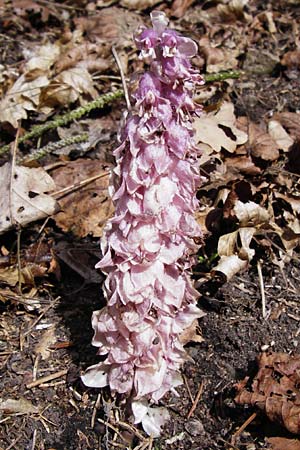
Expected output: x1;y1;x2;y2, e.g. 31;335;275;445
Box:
0;397;38;415
194;102;248;153
273;112;300;140
51;159;114;238
235;352;300;434
268;120;294;152
0;163;57;235
212;254;248;281
267;437;300;450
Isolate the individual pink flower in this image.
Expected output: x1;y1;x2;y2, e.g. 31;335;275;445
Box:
82;11;204;437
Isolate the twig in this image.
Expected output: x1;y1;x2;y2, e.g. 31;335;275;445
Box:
231;411;257;445
26;369;68;389
91;393;102;429
51;171;110;200
112;46;131;111
16;228;22;294
97;418;126;441
5;434;23;450
183;374;195;403
117;420;146;442
31;429;37;450
0;90;124;156
257;261;267;319
187;380;204;419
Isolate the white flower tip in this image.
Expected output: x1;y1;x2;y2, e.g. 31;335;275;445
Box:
81;363;109;388
150;11;169;34
132;400;170;437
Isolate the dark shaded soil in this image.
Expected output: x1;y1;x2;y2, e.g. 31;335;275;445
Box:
1;253;300;449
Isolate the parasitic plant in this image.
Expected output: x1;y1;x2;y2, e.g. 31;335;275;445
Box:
82;11;204;436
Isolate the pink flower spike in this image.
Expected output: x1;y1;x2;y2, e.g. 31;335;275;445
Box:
82;11;204;436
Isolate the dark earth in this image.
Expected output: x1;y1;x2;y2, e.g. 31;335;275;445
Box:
1;0;300;449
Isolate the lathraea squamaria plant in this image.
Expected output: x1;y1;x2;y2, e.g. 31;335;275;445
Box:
82;11;204;437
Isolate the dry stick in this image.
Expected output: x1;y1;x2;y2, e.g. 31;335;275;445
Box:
112;46;131;111
231;411;257;445
51;171;110;200
183;374;195;403
5;434;23;450
97;418;126;441
187;380;204;419
31;429;37;450
91;393;102;429
26;369;68;389
257;261;267;319
116;420;146;442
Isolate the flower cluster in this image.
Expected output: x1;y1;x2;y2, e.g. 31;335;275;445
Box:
82;11;204;436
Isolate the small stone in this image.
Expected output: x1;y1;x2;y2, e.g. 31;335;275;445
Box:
184;419;205;436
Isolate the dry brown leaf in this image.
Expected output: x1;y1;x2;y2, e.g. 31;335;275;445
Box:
24;43;61;75
0;163;57;235
120;0;161;8
267;437;300;450
212;255;248;280
224;155;262;175
194;102;248;153
217;0;251;22
273;112;300;140
170;0;196;18
12;0;53;22
179;318;205;345
198;37;240;73
268;120;294;152
218;227;255;260
34;327;56;360
0;74;49;127
235;352;300;434
0;266;25;287
281;50;300;68
74;8;142;45
51;159;114;238
247;121;279;161
0;397;38;415
275;192;300;215
40;68;97;109
233;200;271;226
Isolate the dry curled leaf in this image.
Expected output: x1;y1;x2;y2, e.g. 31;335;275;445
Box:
267;437;300;450
235;352;300;434
268;120;294;152
233;200;271;226
0;163;57;235
34;327;56;360
218;227;255;260
273;112;300;140
194;102;248;153
0;397;38;415
51;159;114;238
212;254;248;280
198;37;240;73
171;0;197;18
120;0;161;9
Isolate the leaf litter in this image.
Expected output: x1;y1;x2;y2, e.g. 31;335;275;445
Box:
1;0;300;449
